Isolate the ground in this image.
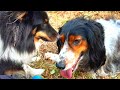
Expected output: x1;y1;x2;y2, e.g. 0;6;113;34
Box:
30;11;120;79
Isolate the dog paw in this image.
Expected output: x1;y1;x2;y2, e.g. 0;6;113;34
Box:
45;52;60;62
31;56;41;62
96;69;109;78
44;52;53;59
22;64;45;79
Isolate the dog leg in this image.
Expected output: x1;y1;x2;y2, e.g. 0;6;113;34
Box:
45;52;61;62
95;65;112;79
31;56;41;62
96;66;108;76
22;64;45;79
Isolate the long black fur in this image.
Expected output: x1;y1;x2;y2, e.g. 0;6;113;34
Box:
0;11;57;75
57;17;106;71
0;11;50;53
0;59;23;74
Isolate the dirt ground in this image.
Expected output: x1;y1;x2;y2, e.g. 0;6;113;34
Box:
31;11;120;79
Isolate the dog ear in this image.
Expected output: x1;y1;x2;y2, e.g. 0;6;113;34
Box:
85;21;106;71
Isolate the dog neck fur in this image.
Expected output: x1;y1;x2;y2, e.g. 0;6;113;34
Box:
0;35;35;64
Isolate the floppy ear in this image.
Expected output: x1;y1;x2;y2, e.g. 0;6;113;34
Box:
85;21;106;71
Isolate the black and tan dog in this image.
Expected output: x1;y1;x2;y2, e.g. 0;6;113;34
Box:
0;11;57;76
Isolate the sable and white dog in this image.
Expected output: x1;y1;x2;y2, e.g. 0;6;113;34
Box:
45;17;120;79
0;11;57;78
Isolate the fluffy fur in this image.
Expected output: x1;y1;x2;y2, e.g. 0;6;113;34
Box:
45;17;120;79
0;11;57;75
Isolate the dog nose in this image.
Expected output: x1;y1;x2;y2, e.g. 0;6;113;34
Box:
56;61;65;70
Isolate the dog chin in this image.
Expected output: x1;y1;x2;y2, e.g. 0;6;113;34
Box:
60;56;83;79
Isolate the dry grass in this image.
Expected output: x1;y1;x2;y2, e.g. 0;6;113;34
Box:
31;11;120;79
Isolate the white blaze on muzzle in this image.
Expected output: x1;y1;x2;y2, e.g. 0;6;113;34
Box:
59;41;76;70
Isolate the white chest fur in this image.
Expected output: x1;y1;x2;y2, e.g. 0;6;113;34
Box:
0;35;36;64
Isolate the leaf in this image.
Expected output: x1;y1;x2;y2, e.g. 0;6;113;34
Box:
50;69;55;74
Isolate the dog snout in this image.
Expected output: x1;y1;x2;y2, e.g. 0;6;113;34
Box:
50;29;58;41
46;24;58;42
56;61;65;70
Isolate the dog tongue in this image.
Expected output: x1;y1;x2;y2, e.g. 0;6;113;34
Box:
60;68;72;79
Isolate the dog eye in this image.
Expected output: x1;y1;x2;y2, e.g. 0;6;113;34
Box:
73;39;81;45
37;36;49;41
